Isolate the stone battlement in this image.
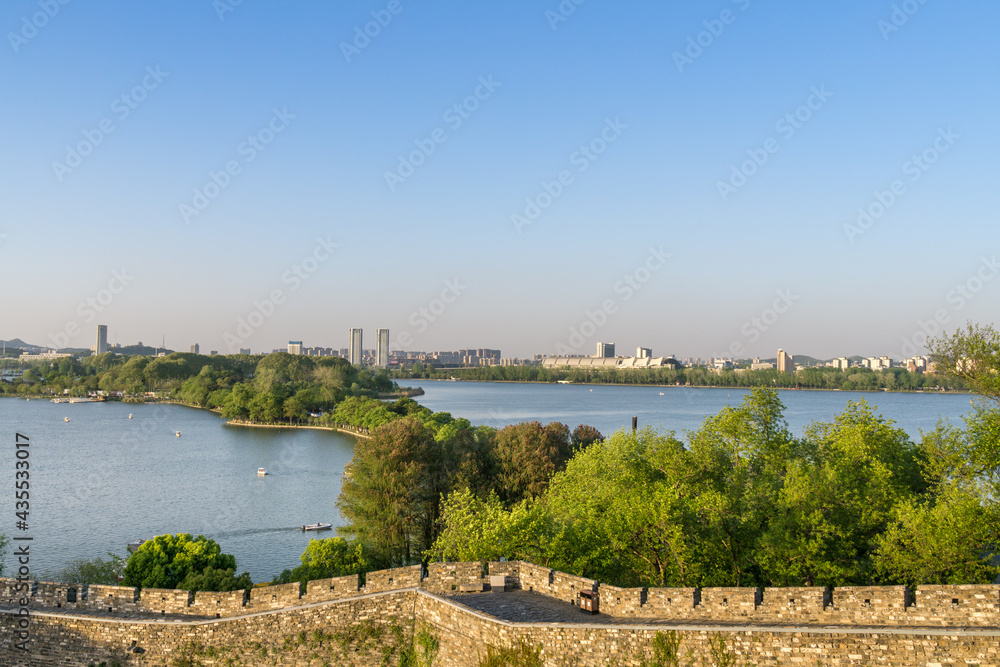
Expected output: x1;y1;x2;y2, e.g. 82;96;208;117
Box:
2;561;999;628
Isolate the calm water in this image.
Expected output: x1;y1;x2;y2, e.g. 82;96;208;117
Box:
0;385;975;582
409;380;976;440
2;399;355;583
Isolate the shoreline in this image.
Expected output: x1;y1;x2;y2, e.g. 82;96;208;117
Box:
224;419;371;439
395;377;971;396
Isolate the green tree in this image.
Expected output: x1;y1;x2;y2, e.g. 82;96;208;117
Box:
540;427;698;587
870;409;1000;584
874;482;1000;584
491;421;577;505
682;388;796;586
337;418;443;565
757;400;924;585
274;537;371;587
176;566;253;592
427;488;542;564
930;322;1000;401
51;553;126;585
122;534;251;591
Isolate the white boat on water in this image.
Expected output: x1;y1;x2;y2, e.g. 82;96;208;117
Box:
302;523;332;532
127;539;145;553
257;468;268;476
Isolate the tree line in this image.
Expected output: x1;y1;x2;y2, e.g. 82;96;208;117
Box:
393;364;966;392
0;351;396;424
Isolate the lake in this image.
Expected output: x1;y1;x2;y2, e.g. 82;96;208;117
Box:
410;380;975;439
0;383;976;581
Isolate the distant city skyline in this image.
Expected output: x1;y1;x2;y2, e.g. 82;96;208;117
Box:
1;3;996;360
0;324;944;364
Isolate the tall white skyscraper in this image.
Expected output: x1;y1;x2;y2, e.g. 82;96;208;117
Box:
96;325;108;354
349;328;363;365
287;341;302;355
376;329;389;367
777;348;794;373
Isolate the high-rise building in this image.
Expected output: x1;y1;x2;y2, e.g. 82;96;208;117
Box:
596;342;615;358
96;325;108;354
777;348;794;373
376;329;389;367
349;329;363;365
190;343;200;354
636;347;652;359
287;341;303;355
239;348;251;355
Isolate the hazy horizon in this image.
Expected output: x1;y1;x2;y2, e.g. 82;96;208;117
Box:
2;2;997;360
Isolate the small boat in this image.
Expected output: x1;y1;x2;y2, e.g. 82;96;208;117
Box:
659;392;664;395
64;417;70;422
175;431;181;437
302;523;332;532
127;539;145;553
128;413;133;419
257;468;268;476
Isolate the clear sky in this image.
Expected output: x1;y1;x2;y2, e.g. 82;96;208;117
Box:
1;1;997;360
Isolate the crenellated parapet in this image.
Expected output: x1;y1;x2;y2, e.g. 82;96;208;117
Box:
1;562;998;627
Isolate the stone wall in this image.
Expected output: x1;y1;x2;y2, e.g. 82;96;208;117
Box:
413;593;1000;667
1;583;999;666
303;573;361;603
1;562;1000;665
423;562;486;595
366;564;422;593
2;566;999;627
2;591;420;666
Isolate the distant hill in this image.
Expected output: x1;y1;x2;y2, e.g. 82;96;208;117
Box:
792;355;826;366
0;338;42;352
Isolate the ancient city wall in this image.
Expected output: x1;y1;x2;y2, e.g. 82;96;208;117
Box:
3;561;1000;625
1;560;999;665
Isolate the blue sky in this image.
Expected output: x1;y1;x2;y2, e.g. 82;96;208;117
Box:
1;1;997;360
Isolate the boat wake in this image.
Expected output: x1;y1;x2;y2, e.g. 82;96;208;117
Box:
207;527;304;539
